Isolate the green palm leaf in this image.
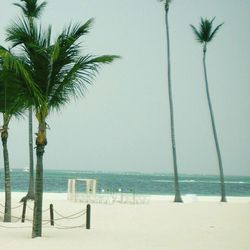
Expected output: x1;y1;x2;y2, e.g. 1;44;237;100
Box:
13;0;47;19
190;17;223;45
190;24;203;43
0;59;29;117
0;46;43;106
48;54;119;110
209;22;224;42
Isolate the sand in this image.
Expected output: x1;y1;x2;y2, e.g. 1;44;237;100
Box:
0;192;250;250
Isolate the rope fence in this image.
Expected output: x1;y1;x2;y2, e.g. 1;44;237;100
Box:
0;202;23;209
0;201;90;230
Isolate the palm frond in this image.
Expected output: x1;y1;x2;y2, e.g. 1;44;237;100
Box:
0;65;29;117
58;19;94;50
48;54;120;110
0;46;43;106
158;0;172;3
46;25;52;47
0;47;31;84
190;24;203;43
158;0;172;9
7;17;54;97
66;19;93;38
13;3;27;15
34;1;47;18
199;17;211;42
44;20;94;95
190;17;223;44
6;16;51;49
209;22;224;42
6;17;31;47
13;0;47;19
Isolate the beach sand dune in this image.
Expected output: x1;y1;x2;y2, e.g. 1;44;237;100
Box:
0;193;249;250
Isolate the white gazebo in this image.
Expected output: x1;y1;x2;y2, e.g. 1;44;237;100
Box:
67;179;97;201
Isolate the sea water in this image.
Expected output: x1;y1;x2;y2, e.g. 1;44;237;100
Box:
0;169;249;196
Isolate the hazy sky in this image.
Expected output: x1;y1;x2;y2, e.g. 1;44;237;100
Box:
0;0;249;175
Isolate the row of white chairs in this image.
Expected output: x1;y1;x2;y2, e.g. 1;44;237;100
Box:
69;193;150;204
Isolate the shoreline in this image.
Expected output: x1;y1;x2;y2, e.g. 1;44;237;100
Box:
1;192;249;203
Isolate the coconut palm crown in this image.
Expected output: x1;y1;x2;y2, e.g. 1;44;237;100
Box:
190;17;224;51
13;0;47;20
158;0;172;10
5;17;118;116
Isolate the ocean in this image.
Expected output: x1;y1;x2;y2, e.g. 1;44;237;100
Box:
0;169;249;196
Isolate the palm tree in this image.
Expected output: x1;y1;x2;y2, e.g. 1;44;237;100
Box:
14;0;48;203
4;3;119;237
190;17;226;202
159;0;182;202
0;57;29;221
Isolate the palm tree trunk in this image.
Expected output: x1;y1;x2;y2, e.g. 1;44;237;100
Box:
32;119;47;238
32;143;44;237
202;45;226;202
21;107;35;202
1;126;11;222
28;107;35;197
164;4;182;202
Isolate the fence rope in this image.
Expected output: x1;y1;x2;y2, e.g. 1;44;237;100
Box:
26;204;33;211
54;209;86;220
54;220;85;229
0;224;31;229
26;203;50;213
42;207;50;213
11;203;23;209
0;202;23;210
0;210;25;222
0;203;88;230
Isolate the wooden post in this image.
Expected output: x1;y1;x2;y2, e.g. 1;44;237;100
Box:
21;200;27;223
50;204;54;226
86;204;91;229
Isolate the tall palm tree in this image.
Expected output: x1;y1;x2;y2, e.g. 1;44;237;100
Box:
4;3;119;237
0;57;29;221
159;0;182;202
190;17;226;202
14;0;48;203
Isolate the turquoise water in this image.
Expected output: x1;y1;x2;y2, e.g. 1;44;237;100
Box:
0;169;249;196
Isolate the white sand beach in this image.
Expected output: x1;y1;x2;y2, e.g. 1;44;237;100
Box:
0;192;250;250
